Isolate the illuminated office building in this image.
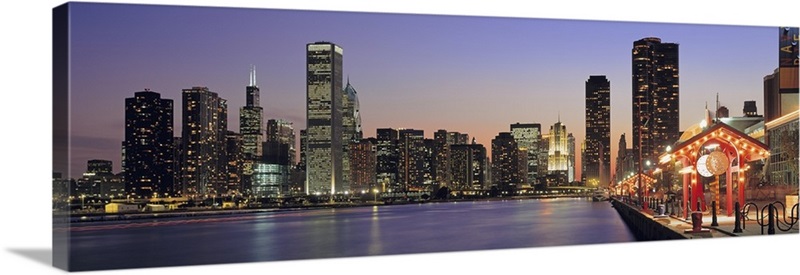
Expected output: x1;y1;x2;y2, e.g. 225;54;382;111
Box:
305;42;344;194
510;123;541;184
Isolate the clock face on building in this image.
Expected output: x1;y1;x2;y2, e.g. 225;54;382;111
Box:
706;151;729;175
696;151;729;178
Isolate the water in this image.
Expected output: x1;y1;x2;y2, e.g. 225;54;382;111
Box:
65;198;635;271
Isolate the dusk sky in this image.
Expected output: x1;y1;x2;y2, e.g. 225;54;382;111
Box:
66;2;778;179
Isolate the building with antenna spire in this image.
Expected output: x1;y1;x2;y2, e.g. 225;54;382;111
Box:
240;65;264;196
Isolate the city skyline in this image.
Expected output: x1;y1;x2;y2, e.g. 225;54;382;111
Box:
63;3;779;180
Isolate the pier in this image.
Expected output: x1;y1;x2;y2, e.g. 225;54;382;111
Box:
611;196;798;241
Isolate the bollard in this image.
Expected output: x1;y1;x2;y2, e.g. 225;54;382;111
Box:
733;202;743;233
691;210;703;232
670;198;676;216
768;204;775;235
711;201;718;226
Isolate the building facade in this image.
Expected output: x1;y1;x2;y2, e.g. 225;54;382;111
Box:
266;119;296;165
510;123;541;184
240;67;263;198
181;86;227;197
225;131;243;195
766;111;799;186
632;37;679;173
123;90;174;198
349;138;377;193
398;129;426;191
492;132;526;193
376;128;399;192
341;79;362;191
305;42;344;194
585;75;611;186
450;144;486;190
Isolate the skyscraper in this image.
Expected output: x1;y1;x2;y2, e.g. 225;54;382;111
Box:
434;130;469;186
567;133;575;183
123;89;174;198
240;66;263;197
225;131;243;195
376;128;399;192
450;143;486;190
764;27;799;122
614;133;636;184
585;75;611;186
349;138;377;193
306;42;344;194
547;121;568;172
398;128;425;191
240;66;263;157
182;86;227;197
510;123;541;184
341;79;362;192
492;132;526;193
632;37;679;172
266;119;296;165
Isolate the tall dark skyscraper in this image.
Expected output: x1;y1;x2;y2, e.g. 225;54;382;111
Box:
450;143;486;190
632;37;679;171
376;128;399;192
224;131;243;195
306;42;344;194
266;119;296;165
182;86;227;197
585;75;611;186
123;89;174;198
492;132;526;193
433;129;469;187
240;66;263;157
240;66;264;197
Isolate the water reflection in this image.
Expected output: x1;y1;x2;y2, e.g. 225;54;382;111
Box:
70;198;635;271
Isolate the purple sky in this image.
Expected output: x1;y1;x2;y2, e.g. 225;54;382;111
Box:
65;2;778;179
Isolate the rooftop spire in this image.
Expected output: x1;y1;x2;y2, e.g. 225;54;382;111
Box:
248;65;257;87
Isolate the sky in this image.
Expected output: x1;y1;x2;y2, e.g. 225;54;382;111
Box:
63;2;779;179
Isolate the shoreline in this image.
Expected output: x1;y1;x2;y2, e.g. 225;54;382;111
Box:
58;193;595;225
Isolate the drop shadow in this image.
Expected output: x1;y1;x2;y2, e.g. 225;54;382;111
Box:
7;248;52;267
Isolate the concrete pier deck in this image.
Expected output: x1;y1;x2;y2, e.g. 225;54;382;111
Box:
611;197;798;240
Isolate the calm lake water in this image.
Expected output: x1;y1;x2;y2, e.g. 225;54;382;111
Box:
66;198;635;271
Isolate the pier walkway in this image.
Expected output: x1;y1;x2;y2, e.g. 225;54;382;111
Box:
611;197;798;240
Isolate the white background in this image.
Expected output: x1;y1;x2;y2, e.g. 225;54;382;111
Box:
1;0;798;274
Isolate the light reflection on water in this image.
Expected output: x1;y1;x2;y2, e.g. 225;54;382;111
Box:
67;198;635;271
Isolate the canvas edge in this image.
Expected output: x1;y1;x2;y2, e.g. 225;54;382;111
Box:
53;2;71;271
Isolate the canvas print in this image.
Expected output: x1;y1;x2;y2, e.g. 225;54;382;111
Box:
52;1;799;272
